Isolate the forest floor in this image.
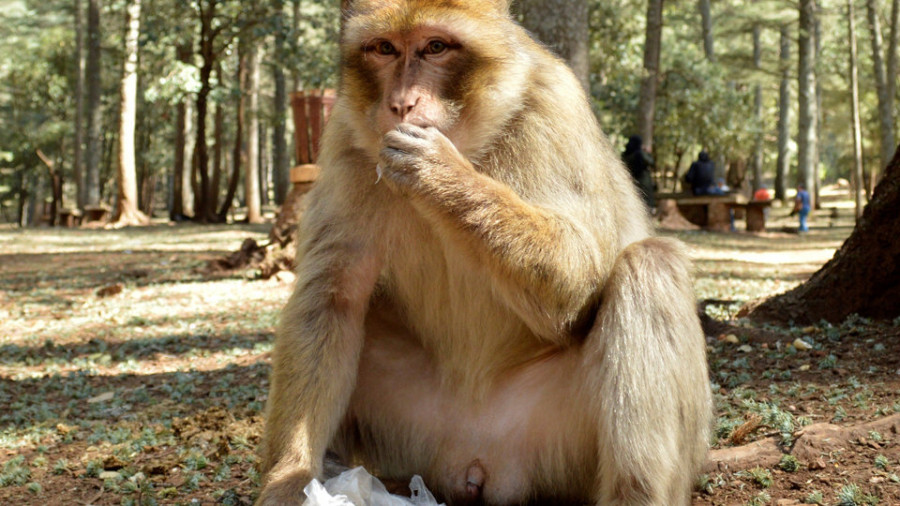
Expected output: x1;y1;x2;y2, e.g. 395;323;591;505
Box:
0;195;898;506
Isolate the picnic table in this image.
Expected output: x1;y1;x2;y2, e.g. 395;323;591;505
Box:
657;192;772;232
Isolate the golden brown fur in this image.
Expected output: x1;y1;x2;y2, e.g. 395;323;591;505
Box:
258;1;711;504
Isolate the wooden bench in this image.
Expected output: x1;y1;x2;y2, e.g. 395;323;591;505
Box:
726;199;773;232
83;204;111;224
657;193;772;232
58;208;83;227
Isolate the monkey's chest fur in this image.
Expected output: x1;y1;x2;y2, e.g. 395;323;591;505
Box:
334;207;597;505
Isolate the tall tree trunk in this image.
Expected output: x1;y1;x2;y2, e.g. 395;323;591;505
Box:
192;0;217;222
291;0;301;93
259;122;269;206
171;43;192;221
699;0;715;62
638;0;664;151
218;47;246;221
113;0;149;227
814;12;823;207
84;0;103;206
849;0;866;219
752;20;764;192
775;24;792;202
518;0;590;92
887;0;898;123
73;0;86;209
210;87;224;213
245;45;263;224
798;0;818;209
272;18;290;205
746;145;900;324
867;0;896;172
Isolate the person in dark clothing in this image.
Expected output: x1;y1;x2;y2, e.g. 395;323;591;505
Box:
621;135;655;209
684;151;720;195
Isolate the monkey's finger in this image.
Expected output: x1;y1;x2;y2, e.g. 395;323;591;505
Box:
383;130;429;153
395;123;428;139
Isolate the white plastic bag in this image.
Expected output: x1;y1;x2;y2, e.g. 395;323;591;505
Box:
302;466;443;506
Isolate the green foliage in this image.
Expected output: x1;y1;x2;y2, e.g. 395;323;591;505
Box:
0;456;31;487
836;483;879;506
737;466;773;488
778;454;800;472
805;490;825;505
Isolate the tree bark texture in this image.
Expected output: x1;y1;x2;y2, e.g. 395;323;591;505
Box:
244;45;263;224
798;0;818;208
218;47;246;221
638;0;664;151
84;0;103;206
74;0;86;209
170;43;192;220
211;94;225;213
848;0;866;219
887;0;899;117
752;21;764;192
867;0;897;171
746;145;900;324
113;0;149;226
775;24;791;202
272;53;289;204
518;0;590;92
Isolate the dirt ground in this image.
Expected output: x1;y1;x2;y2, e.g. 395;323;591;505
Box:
0;202;898;505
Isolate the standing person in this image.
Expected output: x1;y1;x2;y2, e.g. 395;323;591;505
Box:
791;183;811;232
684;151;718;195
621;135;655;210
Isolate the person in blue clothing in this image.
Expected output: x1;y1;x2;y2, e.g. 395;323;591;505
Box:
791;183;811;232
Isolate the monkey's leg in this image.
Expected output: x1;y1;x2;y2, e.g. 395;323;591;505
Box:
584;237;711;506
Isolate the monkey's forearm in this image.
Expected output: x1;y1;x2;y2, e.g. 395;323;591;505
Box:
261;234;381;483
405;166;604;340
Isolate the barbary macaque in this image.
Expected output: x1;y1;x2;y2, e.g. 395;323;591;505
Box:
258;0;712;504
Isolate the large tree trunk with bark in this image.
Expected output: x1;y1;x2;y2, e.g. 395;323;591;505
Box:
112;0;149;227
84;0;103;206
638;0;664;151
518;0;589;92
272;0;290;205
751;19;763;192
244;45;262;223
218;47;246;222
745;145;900;324
866;0;897;172
798;0;818;208
848;0;866;219
775;24;791;202
171;43;192;221
73;0;86;209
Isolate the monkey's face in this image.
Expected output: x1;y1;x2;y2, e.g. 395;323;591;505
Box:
360;27;464;134
340;1;520;157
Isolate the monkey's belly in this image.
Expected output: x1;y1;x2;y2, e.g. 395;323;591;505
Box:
343;330;596;504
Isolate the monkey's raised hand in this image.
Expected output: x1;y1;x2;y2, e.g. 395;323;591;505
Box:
378;123;473;195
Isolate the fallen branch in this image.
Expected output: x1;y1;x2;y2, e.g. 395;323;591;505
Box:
704;413;900;474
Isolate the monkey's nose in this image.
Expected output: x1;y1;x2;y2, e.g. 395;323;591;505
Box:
390;96;420;118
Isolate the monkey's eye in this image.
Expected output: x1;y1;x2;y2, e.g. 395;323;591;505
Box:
373;41;397;56
424;40;448;55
